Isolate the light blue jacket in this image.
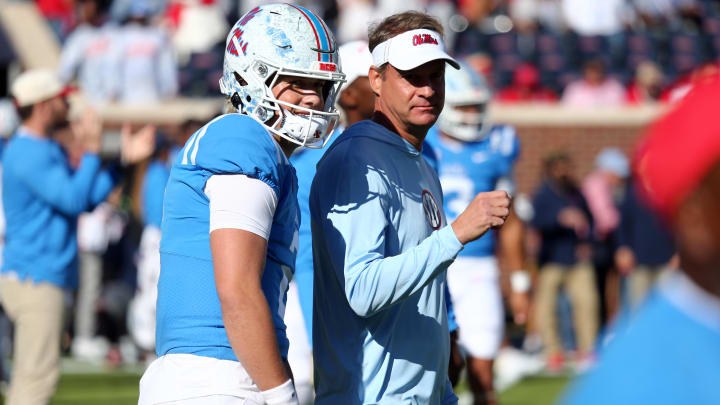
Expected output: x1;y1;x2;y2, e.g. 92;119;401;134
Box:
311;120;461;405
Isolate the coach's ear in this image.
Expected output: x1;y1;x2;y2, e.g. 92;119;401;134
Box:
368;65;383;97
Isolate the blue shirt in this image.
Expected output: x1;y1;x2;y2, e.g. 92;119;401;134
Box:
425;125;519;258
141;159;170;228
292;131;458;338
156;114;299;361
1;127;116;288
561;271;720;405
311;120;461;405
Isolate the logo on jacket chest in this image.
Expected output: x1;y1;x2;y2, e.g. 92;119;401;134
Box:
422;190;442;231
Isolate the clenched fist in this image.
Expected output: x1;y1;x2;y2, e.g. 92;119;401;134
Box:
451;190;511;245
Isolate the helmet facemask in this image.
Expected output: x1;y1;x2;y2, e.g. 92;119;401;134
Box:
224;58;344;148
439;102;492;142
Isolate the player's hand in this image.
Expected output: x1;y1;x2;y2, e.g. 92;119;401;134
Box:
451;190;511;245
614;246;636;276
121;123;156;165
509;291;530;325
72;107;103;155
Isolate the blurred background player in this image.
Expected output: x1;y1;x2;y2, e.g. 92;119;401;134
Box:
138;4;345;404
425;60;530;405
531;152;598;372
562;77;720;405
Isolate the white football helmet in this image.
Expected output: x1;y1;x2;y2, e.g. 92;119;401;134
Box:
437;60;493;142
219;4;345;148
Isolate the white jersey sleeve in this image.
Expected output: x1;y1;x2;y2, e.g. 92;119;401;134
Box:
204;174;278;240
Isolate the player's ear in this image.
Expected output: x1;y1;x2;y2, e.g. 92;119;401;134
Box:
368;66;383;97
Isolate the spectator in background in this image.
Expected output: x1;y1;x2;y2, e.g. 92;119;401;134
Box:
110;0;178;103
496;63;558;103
58;0;117;103
0;69;148;405
626;61;664;104
531;152;598;372
165;0;228;62
562;59;625;107
615;178;675;308
74;185;127;362
561;0;628;36
581;148;629;322
561;77;720;405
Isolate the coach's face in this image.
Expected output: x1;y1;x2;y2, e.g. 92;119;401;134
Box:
371;60;445;133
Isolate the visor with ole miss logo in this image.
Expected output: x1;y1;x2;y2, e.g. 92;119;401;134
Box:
371;29;460;71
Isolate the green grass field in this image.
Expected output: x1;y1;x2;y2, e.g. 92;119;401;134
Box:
47;371;569;405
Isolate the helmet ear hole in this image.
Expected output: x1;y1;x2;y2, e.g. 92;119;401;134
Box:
231;93;243;109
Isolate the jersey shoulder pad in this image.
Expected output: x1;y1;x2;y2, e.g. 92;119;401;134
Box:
184;114;285;194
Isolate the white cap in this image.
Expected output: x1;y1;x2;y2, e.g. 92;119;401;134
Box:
338;40;373;92
371;29;459;71
11;69;70;108
595;147;629;178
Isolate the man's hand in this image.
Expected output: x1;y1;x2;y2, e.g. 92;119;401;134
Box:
121;123;156;165
615;246;636;276
452;190;511;245
557;207;589;239
71;107;102;155
509;291;530;325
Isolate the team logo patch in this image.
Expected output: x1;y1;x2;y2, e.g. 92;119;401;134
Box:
413;34;439;46
422;190;442;230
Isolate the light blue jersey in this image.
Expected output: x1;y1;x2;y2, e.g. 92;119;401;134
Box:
156;114;299;361
311;120;461;405
425;125;519;258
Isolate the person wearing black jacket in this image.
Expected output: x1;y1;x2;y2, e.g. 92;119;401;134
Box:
531;152;599;372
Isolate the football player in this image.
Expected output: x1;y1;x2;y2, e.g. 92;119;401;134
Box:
425;60;530;405
138;4;344;405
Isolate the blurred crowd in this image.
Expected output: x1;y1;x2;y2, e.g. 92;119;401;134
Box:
1;0;719;103
0;0;712;399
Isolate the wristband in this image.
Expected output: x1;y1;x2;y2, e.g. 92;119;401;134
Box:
261;379;299;405
510;270;531;293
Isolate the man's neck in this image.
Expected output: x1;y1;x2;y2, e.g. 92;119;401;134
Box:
345;110;366;127
22;118;49;138
271;134;297;158
371;111;427;151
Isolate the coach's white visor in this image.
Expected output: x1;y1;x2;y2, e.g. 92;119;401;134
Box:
371;29;460;71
